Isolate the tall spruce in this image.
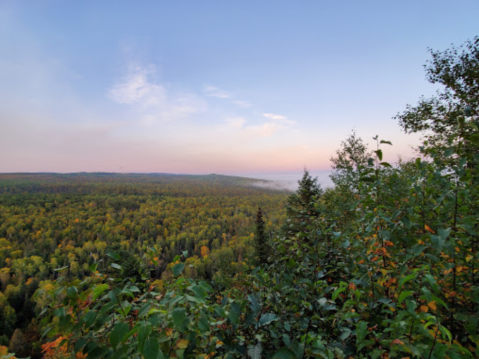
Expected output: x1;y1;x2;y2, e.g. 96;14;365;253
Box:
285;169;323;236
254;207;268;265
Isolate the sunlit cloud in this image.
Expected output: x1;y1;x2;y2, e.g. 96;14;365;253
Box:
109;64;166;106
262;113;295;125
204;85;231;99
263;113;286;120
108;64;206;125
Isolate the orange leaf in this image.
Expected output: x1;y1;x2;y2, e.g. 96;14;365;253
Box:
420;305;429;313
425;224;435;234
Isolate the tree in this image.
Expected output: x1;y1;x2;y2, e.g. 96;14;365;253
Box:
254;207;268;265
8;329;28;358
286;170;322;218
330;130;371;192
395;36;479;158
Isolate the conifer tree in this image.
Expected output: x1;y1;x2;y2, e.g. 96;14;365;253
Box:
254;207;268;265
285;169;323;235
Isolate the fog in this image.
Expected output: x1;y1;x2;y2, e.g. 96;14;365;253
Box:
241;169;333;191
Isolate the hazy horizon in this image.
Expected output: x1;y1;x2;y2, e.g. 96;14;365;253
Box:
0;169;334;191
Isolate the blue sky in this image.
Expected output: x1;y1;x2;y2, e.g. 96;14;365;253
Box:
1;1;478;177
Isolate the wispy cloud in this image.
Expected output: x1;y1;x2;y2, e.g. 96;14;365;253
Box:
233;100;252;108
109;64;166;106
204;85;252;108
108;64;206;124
263;113;286;120
204;85;231;99
262;113;295;125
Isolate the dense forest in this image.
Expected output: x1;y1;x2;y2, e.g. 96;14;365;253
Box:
0;174;288;357
1;37;479;358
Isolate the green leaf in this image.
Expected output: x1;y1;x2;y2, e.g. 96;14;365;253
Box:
228;309;239;325
110;322;129;349
172;263;185;276
374;149;383;161
67;286;78;299
171;308;187;332
138;303;152;318
248;293;261;314
142;337;160;359
89;262;98;272
272;348;296;359
444;148;455;157
380;162;392;167
398;291;413;304
83;311;97;328
332;285;346;300
380;140;392;145
107;252;121;261
122;326;139;344
86;346;109;359
190;285;207;301
92;284;109;301
111;263;122;270
358;339;375;351
120;288;134;299
399;274;416;288
215;306;226;318
138;323;152;351
438;228;450;241
228;302;241;326
247;343;262;359
259;313;279;326
356;321;368;343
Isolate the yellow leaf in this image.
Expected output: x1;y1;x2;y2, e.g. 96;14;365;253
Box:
177;339;189;349
420;305;429;313
427;301;437;311
466;255;473;262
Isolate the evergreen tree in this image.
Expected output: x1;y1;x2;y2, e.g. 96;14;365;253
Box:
254;207;268;265
285;169;323;235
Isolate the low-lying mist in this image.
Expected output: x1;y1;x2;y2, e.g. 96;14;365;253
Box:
243;170;333;191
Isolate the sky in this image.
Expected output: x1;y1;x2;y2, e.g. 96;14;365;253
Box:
1;1;478;183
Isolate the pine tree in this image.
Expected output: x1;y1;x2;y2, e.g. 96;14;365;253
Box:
254;207;269;265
